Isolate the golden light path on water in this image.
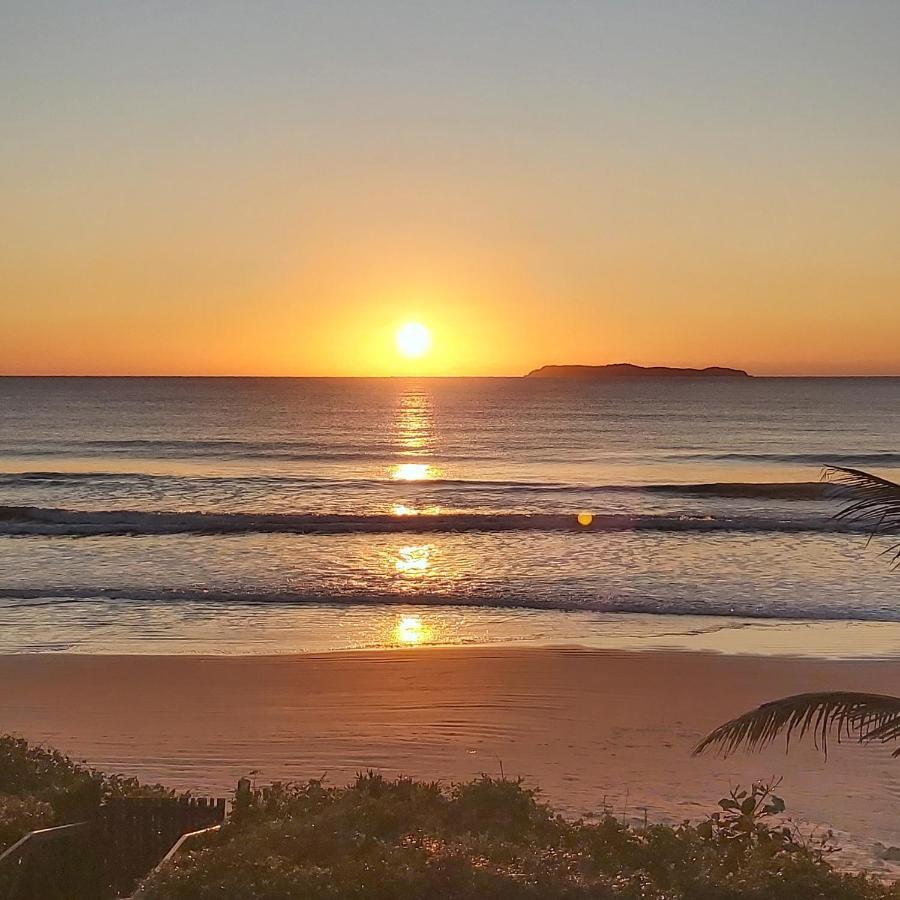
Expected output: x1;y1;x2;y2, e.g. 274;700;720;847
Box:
381;387;596;649
386;387;443;515
395;389;435;454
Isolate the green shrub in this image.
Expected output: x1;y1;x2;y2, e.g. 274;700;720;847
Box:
0;793;54;853
0;735;175;851
0;735;105;826
139;775;900;899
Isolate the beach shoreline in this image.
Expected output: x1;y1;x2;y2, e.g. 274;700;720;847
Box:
2;645;899;875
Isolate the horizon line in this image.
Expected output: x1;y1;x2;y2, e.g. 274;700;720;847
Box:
2;372;899;379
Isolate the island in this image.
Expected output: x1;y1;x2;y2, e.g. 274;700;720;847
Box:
525;363;752;378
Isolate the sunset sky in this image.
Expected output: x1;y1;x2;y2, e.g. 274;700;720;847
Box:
2;1;898;376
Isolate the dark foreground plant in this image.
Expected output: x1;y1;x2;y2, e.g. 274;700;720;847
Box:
0;734;175;852
138;773;897;899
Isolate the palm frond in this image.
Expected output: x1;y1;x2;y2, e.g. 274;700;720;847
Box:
693;692;900;758
823;466;900;565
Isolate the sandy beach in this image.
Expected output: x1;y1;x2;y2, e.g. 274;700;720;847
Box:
2;646;899;874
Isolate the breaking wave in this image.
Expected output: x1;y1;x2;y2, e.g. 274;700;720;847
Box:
0;471;840;500
0;504;858;537
0;585;897;623
2;440;899;468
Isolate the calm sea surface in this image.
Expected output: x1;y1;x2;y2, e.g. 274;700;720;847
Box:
1;376;898;655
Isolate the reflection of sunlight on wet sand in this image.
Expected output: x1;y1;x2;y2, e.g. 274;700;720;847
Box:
392;614;434;646
394;544;431;574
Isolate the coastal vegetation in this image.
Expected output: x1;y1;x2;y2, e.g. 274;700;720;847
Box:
0;734;173;853
135;772;897;899
0;736;196;897
2;739;899;897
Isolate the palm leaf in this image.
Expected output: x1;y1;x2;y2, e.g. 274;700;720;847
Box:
694;692;900;758
824;466;900;564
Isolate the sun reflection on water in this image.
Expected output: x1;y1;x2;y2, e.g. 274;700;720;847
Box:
392;614;433;646
391;463;438;481
390;388;442;481
390;502;441;516
394;544;432;574
395;389;436;454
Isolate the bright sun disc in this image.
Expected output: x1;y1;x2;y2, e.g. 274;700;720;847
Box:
395;322;432;358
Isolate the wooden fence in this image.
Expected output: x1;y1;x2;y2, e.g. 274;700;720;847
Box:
0;796;226;899
97;796;226;897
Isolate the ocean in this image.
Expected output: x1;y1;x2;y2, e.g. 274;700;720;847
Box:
2;376;898;655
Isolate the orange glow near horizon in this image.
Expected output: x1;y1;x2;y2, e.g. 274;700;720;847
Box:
2;5;899;378
4;265;897;376
2;244;898;378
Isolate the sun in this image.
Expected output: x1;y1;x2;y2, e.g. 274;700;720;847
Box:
395;321;432;358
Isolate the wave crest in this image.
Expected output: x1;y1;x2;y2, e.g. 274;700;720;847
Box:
0;586;897;624
0;472;837;500
0;504;856;537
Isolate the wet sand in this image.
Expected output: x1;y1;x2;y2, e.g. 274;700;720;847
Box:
1;647;899;873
